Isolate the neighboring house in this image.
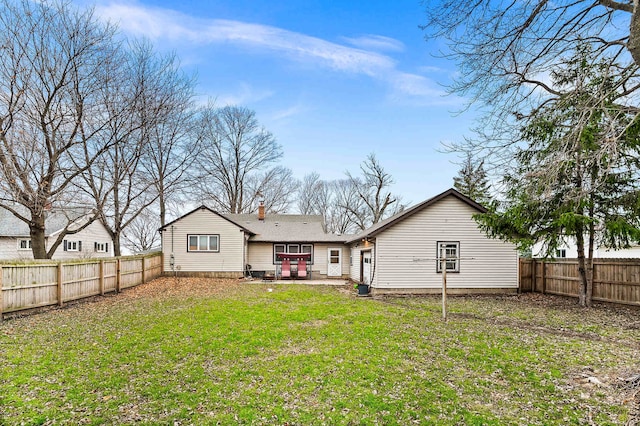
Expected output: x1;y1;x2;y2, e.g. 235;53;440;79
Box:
532;238;640;259
0;207;113;260
346;188;519;294
160;188;520;293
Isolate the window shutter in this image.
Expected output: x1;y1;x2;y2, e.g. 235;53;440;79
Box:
63;240;67;251
78;241;82;252
94;242;97;252
106;243;109;253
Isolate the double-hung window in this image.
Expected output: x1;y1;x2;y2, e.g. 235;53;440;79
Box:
436;241;460;273
17;239;32;250
188;235;219;252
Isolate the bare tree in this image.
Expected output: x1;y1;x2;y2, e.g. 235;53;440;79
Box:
80;41;190;255
0;0;120;258
138;42;198;227
122;207;161;253
345;153;404;230
245;166;298;214
422;0;640;169
194;104;283;213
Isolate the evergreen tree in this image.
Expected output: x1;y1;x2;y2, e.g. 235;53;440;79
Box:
453;153;492;206
474;46;640;307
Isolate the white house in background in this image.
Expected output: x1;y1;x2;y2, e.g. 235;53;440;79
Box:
160;188;520;294
0;207;113;260
346;188;519;294
532;237;640;259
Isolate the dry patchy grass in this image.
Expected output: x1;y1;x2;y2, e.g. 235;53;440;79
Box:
1;277;639;425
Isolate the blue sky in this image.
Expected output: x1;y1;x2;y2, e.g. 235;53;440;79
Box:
82;0;477;205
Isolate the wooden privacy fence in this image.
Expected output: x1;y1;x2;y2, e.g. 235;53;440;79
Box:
519;258;640;307
0;252;162;319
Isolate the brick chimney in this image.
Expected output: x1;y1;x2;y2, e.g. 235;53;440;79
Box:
258;201;265;221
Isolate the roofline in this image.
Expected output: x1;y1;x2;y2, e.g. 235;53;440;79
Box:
346;188;487;244
159;205;256;235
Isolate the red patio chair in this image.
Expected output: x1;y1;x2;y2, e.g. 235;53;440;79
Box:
297;259;307;279
281;259;291;279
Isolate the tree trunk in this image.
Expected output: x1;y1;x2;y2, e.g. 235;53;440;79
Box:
112;230;122;257
629;2;640;66
575;229;588;307
30;213;48;259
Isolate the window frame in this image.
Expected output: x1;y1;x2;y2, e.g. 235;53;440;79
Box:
66;241;80;252
17;239;32;251
187;234;220;253
273;243;314;264
95;242;109;253
555;249;567;258
436;241;460;273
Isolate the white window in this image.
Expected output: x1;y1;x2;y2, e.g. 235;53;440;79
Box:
17;239;32;250
273;243;314;264
64;240;81;252
437;242;460;273
95;242;109;253
555;249;566;258
187;234;219;252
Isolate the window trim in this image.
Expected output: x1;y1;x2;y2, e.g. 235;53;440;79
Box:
187;234;220;253
17;239;32;251
273;243;314;264
436;241;460;273
95;242;109;253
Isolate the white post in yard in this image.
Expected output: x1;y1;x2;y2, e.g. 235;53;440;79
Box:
440;243;447;322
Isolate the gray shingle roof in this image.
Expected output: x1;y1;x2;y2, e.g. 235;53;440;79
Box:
224;213;349;243
0;206;92;237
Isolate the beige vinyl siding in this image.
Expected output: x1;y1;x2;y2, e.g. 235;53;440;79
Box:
162;209;245;273
52;221;113;260
247;242;276;273
247;242;350;277
373;196;518;289
349;244;375;282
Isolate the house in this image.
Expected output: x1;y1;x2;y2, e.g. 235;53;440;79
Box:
346;188;519;294
0;206;113;260
159;203;349;278
532;238;640;259
159;188;519;294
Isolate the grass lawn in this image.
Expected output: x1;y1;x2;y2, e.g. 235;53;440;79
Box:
1;278;639;425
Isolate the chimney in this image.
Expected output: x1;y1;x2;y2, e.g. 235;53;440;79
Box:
258;201;265;221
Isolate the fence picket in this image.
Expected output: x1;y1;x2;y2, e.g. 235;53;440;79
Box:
1;253;161;317
520;258;640;307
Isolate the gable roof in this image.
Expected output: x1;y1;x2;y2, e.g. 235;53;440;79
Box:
159;205;255;235
223;213;348;243
0;206;95;238
346;188;487;244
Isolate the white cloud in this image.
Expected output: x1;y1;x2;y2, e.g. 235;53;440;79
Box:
95;1;449;104
213;82;274;107
342;34;405;52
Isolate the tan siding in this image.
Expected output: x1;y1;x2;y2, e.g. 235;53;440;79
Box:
162;209;245;273
247;242;276;273
374;196;518;289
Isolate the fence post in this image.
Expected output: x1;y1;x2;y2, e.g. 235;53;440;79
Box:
142;256;146;284
99;260;105;296
116;258;121;293
531;258;537;293
0;265;3;322
57;263;64;306
541;260;546;294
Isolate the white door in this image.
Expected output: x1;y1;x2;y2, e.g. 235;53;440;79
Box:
327;248;342;277
362;251;372;284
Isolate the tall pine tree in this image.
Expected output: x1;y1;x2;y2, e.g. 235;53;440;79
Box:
453;153;492;206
